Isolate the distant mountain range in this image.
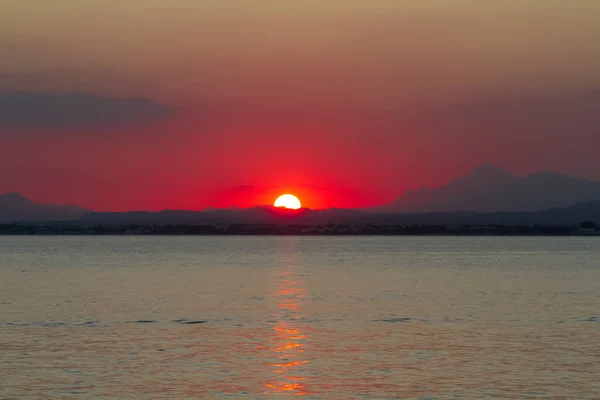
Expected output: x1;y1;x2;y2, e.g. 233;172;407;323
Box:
0;192;90;222
78;206;367;225
77;199;600;226
2;164;600;225
369;198;600;226
380;163;600;213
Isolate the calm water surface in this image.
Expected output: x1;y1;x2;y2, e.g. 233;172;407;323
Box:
1;236;599;399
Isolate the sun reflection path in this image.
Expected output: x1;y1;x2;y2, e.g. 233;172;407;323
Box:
263;245;311;396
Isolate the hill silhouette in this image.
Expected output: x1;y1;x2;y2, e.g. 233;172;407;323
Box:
76;199;600;226
4;163;600;225
0;192;90;222
79;205;366;225
381;163;600;213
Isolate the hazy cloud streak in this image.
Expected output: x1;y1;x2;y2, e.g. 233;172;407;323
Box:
0;91;174;129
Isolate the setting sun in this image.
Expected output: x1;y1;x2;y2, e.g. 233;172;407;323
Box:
274;194;302;210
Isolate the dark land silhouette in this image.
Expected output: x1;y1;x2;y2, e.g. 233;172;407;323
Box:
72;199;600;227
380;163;600;213
0;192;90;222
2;164;600;234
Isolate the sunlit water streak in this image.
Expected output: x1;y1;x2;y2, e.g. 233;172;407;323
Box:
0;236;599;399
263;240;310;396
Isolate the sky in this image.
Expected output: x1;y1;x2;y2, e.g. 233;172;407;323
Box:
1;1;600;211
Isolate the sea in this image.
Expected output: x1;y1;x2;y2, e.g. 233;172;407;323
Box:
1;236;599;399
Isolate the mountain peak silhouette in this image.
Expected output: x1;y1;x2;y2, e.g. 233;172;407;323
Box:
384;164;600;213
0;192;34;205
0;192;90;222
462;163;515;183
471;162;513;176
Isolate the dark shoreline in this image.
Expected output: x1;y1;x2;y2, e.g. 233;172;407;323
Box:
1;234;598;237
1;223;598;236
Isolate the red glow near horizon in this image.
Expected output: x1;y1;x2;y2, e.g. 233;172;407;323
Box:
212;183;382;211
1;110;493;212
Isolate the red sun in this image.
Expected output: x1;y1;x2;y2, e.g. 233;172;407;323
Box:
274;194;302;210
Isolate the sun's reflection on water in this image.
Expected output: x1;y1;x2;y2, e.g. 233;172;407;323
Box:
263;244;310;396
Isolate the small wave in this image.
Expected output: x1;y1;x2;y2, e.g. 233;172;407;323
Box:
556;316;598;323
3;320;100;327
173;319;207;325
4;321;67;327
379;317;413;323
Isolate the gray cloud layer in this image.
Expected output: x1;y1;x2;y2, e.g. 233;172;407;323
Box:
417;90;600;148
0;91;174;128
